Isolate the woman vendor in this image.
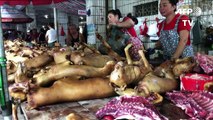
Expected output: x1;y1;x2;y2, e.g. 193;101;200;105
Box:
66;24;85;47
156;0;194;60
106;9;143;60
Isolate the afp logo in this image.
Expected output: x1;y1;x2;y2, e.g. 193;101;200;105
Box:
177;7;202;26
177;7;202;17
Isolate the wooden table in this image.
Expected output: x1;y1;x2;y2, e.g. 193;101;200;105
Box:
20;98;111;120
20;98;189;120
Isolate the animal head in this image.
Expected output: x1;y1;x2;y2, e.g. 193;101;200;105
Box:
69;51;85;65
110;61;127;89
173;57;196;77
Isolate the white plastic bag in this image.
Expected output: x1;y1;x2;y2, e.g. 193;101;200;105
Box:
147;22;159;37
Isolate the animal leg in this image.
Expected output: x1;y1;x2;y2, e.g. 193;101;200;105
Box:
124;43;133;65
12;104;18;120
96;33;123;61
138;50;152;70
80;42;100;54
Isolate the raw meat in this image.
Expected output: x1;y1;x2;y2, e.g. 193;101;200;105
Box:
96;96;168;120
166;91;213;120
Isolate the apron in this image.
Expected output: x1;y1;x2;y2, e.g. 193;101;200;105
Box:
126;36;143;60
124;29;143;60
159;15;194;60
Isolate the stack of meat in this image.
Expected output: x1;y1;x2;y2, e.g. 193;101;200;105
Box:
195;53;213;75
96;96;168;120
6;39;118;109
5;38;199;120
167;91;213;120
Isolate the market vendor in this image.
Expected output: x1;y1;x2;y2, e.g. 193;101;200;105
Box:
103;9;142;60
156;0;194;60
66;24;85;47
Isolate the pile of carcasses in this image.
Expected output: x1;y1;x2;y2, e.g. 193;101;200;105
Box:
5;39;211;120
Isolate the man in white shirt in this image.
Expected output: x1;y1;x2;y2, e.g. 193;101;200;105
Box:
45;23;57;47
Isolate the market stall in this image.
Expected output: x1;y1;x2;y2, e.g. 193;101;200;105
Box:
0;0;213;120
4;38;213;120
1;4;33;23
20;97;191;120
0;1;67;120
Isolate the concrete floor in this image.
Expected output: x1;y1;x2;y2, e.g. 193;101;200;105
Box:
0;106;25;120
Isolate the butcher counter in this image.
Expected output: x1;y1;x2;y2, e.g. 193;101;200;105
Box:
20;96;190;120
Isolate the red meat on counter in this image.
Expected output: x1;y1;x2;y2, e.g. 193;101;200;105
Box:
195;53;213;75
96;96;168;120
166;91;213;120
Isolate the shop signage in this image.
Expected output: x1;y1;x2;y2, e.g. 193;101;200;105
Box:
78;10;86;15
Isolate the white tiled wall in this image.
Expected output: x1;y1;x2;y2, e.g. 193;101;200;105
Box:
86;0;106;47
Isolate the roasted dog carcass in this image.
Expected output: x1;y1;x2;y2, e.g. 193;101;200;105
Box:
137;69;177;95
33;61;115;86
53;50;72;64
110;44;178;104
172;57;196;77
27;78;115;109
14;62;29;83
24;53;53;69
110;44;152;89
154;57;196;78
69;51;115;68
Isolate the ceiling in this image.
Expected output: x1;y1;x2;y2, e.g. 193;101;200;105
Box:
55;0;85;15
34;0;86;26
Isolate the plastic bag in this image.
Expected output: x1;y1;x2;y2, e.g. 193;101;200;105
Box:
60;26;65;36
147;23;158;36
147;17;160;40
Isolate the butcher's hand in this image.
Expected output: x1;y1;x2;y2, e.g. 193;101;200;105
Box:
73;42;80;48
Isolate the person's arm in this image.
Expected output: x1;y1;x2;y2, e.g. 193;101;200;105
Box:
172;15;191;59
79;33;85;43
66;33;72;46
172;30;189;59
116;18;134;28
155;22;163;49
45;31;48;42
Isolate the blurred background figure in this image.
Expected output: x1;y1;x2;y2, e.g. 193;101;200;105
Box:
8;30;18;41
38;27;47;45
31;28;38;43
82;24;88;44
127;13;138;25
45;23;57;47
66;24;85;47
24;30;32;42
